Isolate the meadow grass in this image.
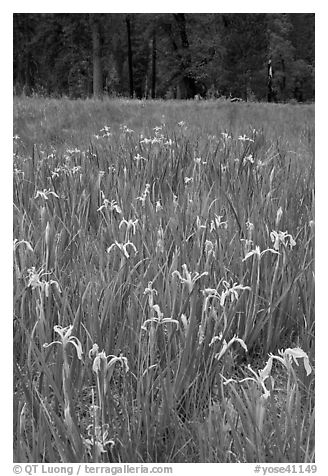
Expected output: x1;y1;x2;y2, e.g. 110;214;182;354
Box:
13;97;314;463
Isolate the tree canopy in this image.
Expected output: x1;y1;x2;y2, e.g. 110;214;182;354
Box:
13;13;315;102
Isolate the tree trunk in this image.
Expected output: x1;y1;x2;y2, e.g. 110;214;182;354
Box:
151;30;156;99
126;15;134;98
23;51;32;95
90;15;103;99
173;13;197;99
280;55;286;101
267;59;274;102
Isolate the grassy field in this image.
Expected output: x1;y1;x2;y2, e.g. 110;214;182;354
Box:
13;97;315;463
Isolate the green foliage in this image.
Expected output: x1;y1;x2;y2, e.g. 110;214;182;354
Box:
13;13;314;101
13;98;314;463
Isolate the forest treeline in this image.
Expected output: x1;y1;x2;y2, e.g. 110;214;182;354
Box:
13;13;315;102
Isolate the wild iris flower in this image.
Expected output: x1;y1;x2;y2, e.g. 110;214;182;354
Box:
43;325;83;360
172;264;208;294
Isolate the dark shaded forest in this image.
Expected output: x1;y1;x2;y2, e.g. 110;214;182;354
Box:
13;13;315;102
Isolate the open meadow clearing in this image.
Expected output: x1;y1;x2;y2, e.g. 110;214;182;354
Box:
13;97;314;463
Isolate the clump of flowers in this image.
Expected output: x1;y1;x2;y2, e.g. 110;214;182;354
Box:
243;154;254;165
243;245;280;262
241;220;255;254
155;200;163;213
270;230;296;251
210;214;228;232
89;344;129;384
222;347;312;400
142;282;178;330
172;264;208;294
51;164;82;178
97;196;122;214
120;124;134;134
88;345;129;415
194;157;207;165
210;334;248;362
34;189;59;200
26;267;61;297
94;125;112;139
139;126;172;146
84;418;114;459
141;304;179;331
238;134;254;143
220;281;251;307
43;325;83;360
119;218;139;235
204;239;216;259
43;325;84;459
136;183;150;206
107;240;137;259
